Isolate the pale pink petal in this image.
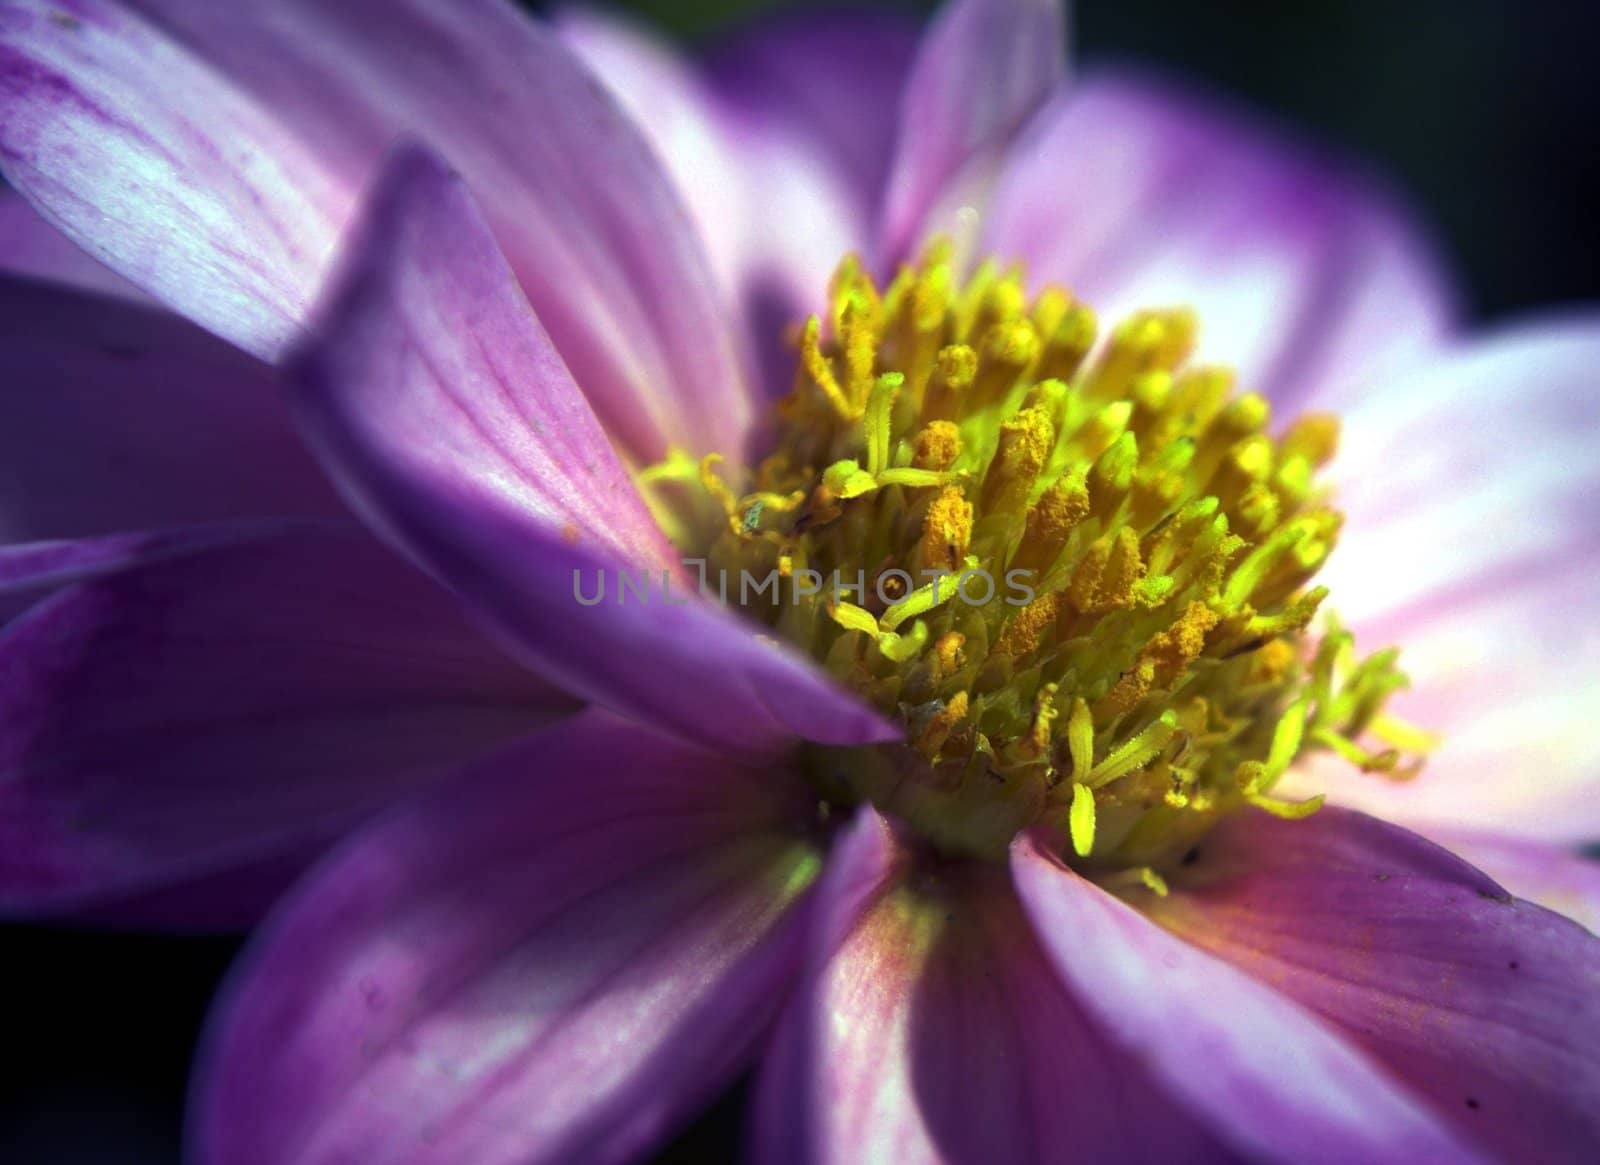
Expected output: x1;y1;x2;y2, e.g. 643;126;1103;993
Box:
1293;317;1600;840
1149;807;1600;1165
981;70;1461;408
878;0;1066;267
1014;832;1482;1164
754;809;1231;1163
193;713;820;1165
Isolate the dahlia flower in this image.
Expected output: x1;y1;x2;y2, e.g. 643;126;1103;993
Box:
0;0;1596;1163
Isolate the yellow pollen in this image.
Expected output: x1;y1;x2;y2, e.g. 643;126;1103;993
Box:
643;244;1427;869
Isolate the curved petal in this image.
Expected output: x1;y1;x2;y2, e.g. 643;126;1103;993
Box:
1422;830;1600;936
0;185;141;297
754;809;1231;1164
1013;833;1481;1164
707;9;920;218
0;275;340;543
1296;317;1600;840
877;0;1066;267
290;144;896;755
192;713;820;1165
116;0;753;460
0;521;567;922
0;0;348;359
557;7;863;397
1146;807;1600;1165
981;70;1462;409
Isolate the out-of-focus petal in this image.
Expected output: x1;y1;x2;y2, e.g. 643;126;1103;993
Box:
0;0;348;359
1292;317;1600;841
0;276;339;543
878;0;1066;267
192;713;819;1165
291;144;896;755
1147;807;1600;1165
753;809;1230;1164
981;70;1461;408
0;522;568;923
0;185;141;297
1402;829;1600;937
1013;833;1481;1164
557;6;864;398
708;9;919;219
116;0;752;460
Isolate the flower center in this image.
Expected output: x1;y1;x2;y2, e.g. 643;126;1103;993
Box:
643;245;1423;875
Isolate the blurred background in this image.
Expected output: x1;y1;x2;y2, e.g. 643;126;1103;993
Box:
2;0;1597;1160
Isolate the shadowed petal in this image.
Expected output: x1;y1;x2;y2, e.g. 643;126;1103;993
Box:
291;144;896;754
878;0;1066;267
1293;317;1600;841
114;0;753;459
753;810;1230;1164
0;276;339;543
192;713;820;1165
0;522;567;922
0;185;141;297
0;0;348;359
1013;832;1480;1164
981;70;1460;408
1146;807;1600;1165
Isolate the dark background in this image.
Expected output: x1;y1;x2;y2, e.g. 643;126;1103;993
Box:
2;1;1597;1160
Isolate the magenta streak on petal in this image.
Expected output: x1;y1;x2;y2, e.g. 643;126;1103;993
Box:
1147;807;1600;1165
753;809;1229;1164
1013;831;1486;1164
0;522;568;922
0;0;348;360
289;143;898;755
876;0;1066;269
117;0;754;462
0;276;342;545
191;712;817;1165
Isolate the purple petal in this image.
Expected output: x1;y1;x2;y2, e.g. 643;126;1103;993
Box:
192;713;819;1165
0;0;349;359
290;144;896;755
877;0;1066;267
981;70;1461;408
1147;807;1600;1164
0;275;340;543
115;0;753;460
1423;829;1600;936
708;9;920;218
557;7;862;397
0;522;568;922
1013;832;1481;1164
754;808;1229;1163
1291;317;1600;841
0;185;141;297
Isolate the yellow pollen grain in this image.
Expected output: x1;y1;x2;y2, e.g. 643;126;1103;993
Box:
981;406;1055;514
1013;471;1089;575
915;486;975;575
911;420;962;471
